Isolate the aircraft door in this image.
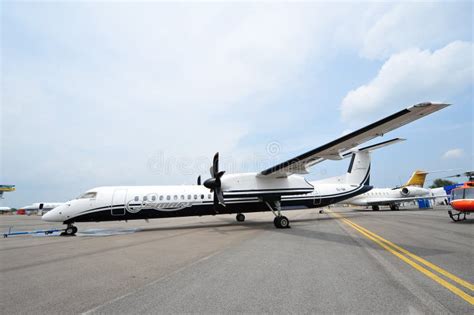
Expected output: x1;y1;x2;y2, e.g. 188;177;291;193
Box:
111;189;127;216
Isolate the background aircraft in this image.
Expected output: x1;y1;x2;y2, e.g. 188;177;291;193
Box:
343;170;436;210
18;202;64;215
0;185;15;199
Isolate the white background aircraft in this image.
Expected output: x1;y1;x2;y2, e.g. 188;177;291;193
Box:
42;102;448;235
20;202;65;215
343;170;435;210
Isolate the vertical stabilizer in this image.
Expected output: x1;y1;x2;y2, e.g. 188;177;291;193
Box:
346;151;371;185
402;170;427;187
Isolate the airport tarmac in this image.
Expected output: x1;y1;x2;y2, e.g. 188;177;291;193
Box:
1;207;472;314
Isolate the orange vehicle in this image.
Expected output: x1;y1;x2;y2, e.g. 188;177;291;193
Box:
448;181;474;222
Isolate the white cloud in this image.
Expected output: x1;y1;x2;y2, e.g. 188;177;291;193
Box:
360;2;472;60
2;2;472;206
340;41;473;123
442;149;465;160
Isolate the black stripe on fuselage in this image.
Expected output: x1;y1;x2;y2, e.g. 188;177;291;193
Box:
66;163;372;224
64;185;372;224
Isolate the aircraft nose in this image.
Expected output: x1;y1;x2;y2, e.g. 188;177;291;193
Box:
41;207;63;222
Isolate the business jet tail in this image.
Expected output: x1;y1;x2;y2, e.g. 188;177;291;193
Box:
402;170;428;187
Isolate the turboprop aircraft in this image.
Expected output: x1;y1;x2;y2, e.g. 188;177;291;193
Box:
343;170;437;210
42;102;449;235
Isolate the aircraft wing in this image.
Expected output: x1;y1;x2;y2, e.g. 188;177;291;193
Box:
364;195;446;206
258;102;449;178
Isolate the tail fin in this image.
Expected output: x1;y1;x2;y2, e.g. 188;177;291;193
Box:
402;170;428;187
345;138;405;186
345;151;371;185
312;138;403;186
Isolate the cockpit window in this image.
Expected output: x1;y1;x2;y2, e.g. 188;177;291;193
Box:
78;192;97;199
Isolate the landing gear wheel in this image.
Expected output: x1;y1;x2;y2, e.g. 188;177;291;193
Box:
273;217;281;228
62;225;77;236
274;216;290;229
372;205;380;211
236;213;245;222
390;205;399;211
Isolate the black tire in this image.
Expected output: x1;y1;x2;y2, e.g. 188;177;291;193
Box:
236;213;245;222
273;217;281;228
372;205;380;211
72;226;78;234
65;227;74;235
279;216;290;228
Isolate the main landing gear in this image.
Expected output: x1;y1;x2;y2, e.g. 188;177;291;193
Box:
372;205;380;211
265;200;290;229
389;204;400;211
236;213;245;222
448;210;467;222
61;224;78;236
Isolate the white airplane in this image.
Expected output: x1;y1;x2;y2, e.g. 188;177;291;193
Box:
0;206;13;212
343;170;436;210
43;102;448;235
20;202;65;215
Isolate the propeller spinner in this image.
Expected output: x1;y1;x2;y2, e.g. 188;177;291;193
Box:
203;153;226;207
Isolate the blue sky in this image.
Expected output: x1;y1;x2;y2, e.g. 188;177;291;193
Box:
1;1;473;208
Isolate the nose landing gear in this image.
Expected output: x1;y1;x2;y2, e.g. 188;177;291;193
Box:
61;224;77;236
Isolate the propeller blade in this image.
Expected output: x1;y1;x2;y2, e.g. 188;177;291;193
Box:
197;175;201;185
211;152;219;177
205;152;226;208
215;189;226;207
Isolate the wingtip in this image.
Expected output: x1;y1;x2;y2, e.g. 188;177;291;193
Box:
413;101;451;108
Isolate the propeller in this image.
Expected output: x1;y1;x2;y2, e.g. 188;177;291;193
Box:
203;152;226;207
197;175;201;185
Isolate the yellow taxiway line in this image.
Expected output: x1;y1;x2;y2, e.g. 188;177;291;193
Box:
327;210;473;305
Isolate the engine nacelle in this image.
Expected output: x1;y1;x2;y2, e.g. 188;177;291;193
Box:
221;173;314;198
400;186;429;197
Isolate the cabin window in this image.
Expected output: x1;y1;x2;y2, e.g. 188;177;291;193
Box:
174;195;178;200
134;196;139;202
181;195;185;200
194;195;198;200
78;192;97;199
188;195;191;200
465;188;474;199
159;196;163;201
201;194;204;199
166;195;170;201
151;195;156;201
143;196;147;201
452;189;464;200
208;194;212;199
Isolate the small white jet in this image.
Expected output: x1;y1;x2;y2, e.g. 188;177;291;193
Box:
43;102;448;235
19;202;65;215
0;206;13;213
343;170;436;210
